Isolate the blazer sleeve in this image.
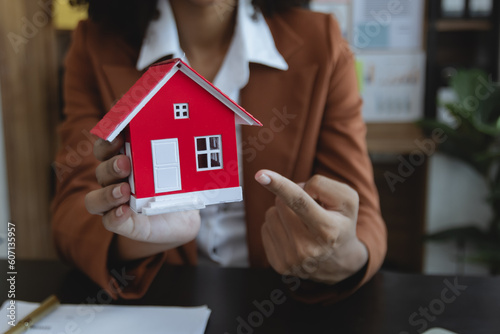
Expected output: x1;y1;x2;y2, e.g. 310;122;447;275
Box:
289;14;387;304
50;21;187;299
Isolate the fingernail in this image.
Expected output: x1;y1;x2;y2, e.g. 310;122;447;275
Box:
112;185;122;199
113;159;121;173
256;173;271;185
116;206;124;217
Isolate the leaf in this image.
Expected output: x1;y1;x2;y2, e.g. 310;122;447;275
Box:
475;87;500;132
449;70;487;102
418;106;497;175
446;70;500;138
472;117;500;137
417;119;480;150
444;103;480;138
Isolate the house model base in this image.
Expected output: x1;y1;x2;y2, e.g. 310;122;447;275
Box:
130;186;243;215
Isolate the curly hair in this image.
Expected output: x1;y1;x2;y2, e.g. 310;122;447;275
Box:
70;0;310;46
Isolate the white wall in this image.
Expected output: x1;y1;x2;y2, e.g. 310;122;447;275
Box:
0;82;10;258
424;153;492;275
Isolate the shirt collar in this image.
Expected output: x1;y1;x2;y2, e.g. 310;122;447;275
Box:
136;0;288;72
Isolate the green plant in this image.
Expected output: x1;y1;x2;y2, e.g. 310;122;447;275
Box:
418;69;500;274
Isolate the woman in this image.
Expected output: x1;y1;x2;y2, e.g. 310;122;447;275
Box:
52;0;387;303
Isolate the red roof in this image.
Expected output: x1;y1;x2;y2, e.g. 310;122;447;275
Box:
91;59;261;141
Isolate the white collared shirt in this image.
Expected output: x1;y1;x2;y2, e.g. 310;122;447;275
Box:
137;0;287;267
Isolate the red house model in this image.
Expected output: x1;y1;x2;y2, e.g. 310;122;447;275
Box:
91;59;262;215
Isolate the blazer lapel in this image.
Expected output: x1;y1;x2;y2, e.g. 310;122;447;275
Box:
240;14;320;267
264;13;304;61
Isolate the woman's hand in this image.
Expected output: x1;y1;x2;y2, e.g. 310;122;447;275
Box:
84;136;201;261
255;169;368;285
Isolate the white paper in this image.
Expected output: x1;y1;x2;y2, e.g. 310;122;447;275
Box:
356;52;426;122
1;300;211;334
352;0;425;50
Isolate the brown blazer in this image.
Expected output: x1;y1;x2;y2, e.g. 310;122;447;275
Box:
51;8;387;304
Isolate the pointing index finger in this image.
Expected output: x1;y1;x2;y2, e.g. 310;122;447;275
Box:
255;169;322;223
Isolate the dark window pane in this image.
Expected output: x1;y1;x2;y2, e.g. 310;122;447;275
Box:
182;105;187;110
210;137;219;150
183;111;188;117
197;138;206;151
176;111;180;118
211;153;221;167
175;105;180;110
198;154;208;169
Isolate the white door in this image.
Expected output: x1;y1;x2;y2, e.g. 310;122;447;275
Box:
151;138;182;193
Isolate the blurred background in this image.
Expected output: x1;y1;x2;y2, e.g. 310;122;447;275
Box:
0;0;498;276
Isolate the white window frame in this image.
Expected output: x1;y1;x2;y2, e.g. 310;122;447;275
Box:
174;103;189;119
195;135;223;171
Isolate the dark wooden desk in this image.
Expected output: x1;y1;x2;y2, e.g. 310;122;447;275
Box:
1;260;499;334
